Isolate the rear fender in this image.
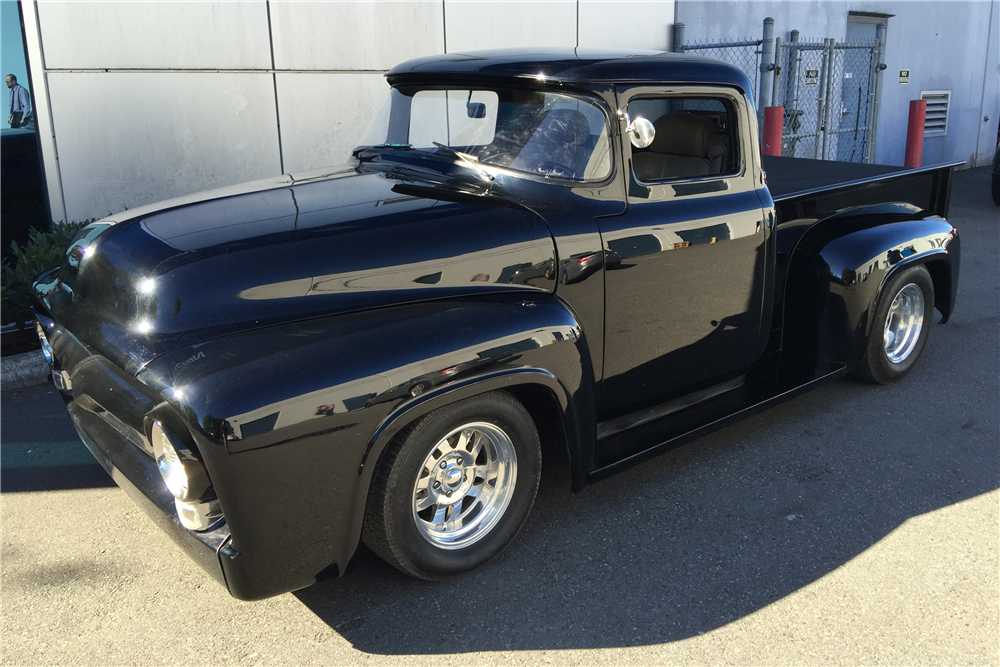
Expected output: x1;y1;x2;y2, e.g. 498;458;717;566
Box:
781;204;960;368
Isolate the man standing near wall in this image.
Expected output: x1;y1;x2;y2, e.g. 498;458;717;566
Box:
6;73;31;128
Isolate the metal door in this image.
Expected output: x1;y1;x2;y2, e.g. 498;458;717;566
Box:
597;85;769;419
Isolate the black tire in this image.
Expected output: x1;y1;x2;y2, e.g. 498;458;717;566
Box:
362;390;541;580
855;264;935;385
992;145;1000;205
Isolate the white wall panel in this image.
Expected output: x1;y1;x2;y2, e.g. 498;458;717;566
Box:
270;1;444;70
276;73;391;174
48;73;281;222
578;1;673;51
37;1;271;70
444;1;577;52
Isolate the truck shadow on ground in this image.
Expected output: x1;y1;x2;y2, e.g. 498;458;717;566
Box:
293;354;999;653
0;386;117;493
0;461;116;492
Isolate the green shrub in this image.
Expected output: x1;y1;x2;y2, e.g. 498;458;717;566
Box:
1;221;91;328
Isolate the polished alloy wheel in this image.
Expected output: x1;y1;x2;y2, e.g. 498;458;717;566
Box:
883;283;925;364
411;422;517;550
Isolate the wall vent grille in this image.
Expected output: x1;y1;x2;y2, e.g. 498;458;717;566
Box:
921;90;951;137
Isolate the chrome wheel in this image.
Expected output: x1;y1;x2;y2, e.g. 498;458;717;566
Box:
412;422;517;550
883;283;925;364
364;391;541;579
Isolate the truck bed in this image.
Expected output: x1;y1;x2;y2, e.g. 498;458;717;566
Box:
762;156;905;198
762;155;963;223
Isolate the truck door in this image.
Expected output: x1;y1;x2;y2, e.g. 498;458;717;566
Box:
597;85;769;419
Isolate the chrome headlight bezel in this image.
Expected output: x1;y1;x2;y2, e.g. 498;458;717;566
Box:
149;420;212;503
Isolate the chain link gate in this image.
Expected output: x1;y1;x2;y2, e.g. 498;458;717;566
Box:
772;39;825;159
826;42;881;163
773;36;883;163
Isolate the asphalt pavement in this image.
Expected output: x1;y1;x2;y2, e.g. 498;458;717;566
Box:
1;166;997;666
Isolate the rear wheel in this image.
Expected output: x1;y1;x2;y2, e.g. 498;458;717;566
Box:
992;146;1000;205
363;391;541;579
856;264;935;384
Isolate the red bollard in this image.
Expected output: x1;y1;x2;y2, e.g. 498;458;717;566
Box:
762;106;783;156
904;100;927;168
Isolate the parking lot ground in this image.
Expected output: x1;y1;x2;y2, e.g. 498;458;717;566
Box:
1;166;997;666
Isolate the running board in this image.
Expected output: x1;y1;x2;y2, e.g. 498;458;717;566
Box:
596;375;745;441
588;356;848;485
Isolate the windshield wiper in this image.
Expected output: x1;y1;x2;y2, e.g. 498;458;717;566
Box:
432;141;478;162
432;142;494;183
352;143;412;159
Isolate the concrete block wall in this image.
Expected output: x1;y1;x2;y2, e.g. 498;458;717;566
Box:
22;0;675;223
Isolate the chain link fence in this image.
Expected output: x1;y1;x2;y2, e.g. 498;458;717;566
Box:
680;38;763;102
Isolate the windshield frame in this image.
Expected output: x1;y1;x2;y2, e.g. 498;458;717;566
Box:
355;81;619;187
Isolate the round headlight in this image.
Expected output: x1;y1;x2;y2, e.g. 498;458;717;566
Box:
150;421;210;502
154;426;189;499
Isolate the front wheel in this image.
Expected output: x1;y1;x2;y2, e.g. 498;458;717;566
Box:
855;264;935;385
362;391;541;580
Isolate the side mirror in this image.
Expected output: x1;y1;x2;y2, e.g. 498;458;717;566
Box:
618;109;656;149
466;102;487;119
627;117;655;149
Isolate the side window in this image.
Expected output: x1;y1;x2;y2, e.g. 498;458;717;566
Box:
627;97;739;183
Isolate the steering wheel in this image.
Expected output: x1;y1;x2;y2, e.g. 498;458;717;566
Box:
535;161;577;179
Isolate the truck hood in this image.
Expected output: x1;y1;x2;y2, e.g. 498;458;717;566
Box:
35;167;556;374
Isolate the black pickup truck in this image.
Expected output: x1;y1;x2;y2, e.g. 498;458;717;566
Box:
32;50;960;600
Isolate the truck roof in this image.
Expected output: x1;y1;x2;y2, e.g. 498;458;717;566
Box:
386;48;754;94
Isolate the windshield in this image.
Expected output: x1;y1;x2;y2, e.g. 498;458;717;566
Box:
356;86;612;182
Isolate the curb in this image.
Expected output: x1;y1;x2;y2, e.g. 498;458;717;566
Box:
1;350;51;391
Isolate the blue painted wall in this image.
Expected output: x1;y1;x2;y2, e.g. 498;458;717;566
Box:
676;0;1000;168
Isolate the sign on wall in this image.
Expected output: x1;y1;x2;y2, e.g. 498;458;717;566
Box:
804;68;820;86
899;69;910;84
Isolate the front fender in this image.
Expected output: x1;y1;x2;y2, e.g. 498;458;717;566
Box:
782;204;960;368
138;293;595;599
